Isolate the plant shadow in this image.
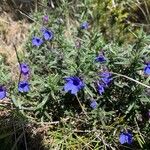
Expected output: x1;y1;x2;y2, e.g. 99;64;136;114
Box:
0;109;49;150
0;0;36;21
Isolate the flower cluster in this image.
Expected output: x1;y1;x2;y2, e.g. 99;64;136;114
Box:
18;63;30;93
32;28;53;47
1;19;149;146
97;71;112;95
95;52;112;95
63;60;112;96
0;63;30;100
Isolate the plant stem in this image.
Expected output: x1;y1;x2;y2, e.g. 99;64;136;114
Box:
76;95;89;119
13;43;22;83
112;72;150;89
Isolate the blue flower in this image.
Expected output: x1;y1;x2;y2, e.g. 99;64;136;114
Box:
100;72;112;87
90;100;97;109
97;71;112;95
42;28;53;41
144;63;150;75
95;54;106;63
20;63;29;75
101;76;112;87
64;76;84;95
119;132;133;144
18;81;30;93
97;83;105;95
0;86;6;100
80;21;89;30
32;37;43;47
101;72;111;79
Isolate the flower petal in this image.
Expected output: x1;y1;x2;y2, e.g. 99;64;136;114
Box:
20;63;29;75
119;132;132;145
42;29;53;41
64;76;84;95
95;55;106;63
32;37;43;47
98;84;105;95
64;82;73;92
119;133;126;144
70;85;79;95
90;100;97;109
81;21;89;29
144;66;150;75
18;81;30;93
0;91;6;99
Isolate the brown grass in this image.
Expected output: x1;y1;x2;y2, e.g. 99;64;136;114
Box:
0;12;30;63
0;9;31;81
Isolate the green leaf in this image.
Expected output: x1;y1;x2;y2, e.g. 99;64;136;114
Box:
125;102;135;114
11;96;19;108
36;95;49;110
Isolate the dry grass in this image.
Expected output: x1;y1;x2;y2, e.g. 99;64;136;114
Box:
0;12;30;63
0;9;31;81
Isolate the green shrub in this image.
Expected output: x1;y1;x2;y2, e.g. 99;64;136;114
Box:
1;0;150;149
